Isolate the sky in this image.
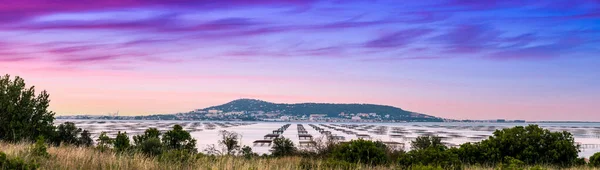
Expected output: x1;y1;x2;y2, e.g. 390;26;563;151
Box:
1;0;599;121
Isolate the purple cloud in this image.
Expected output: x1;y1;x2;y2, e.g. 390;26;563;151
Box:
364;29;433;48
435;24;500;53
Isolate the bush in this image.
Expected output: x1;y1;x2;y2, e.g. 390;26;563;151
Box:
241;146;257;159
133;128;160;146
113;131;130;152
398;147;462;169
590;152;600;167
0;75;56;142
96;132;112;152
78;130;93;147
159;149;202;163
475;125;580;166
411;136;445;150
55;122;82;146
330;139;388;165
138;137;163;156
218;130;241;155
0;152;39;170
162;125;197;153
271;137;297;157
30;136;49;158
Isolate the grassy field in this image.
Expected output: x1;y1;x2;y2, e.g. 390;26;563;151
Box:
0;142;598;170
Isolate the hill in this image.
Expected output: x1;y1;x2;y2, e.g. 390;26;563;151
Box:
199;99;442;122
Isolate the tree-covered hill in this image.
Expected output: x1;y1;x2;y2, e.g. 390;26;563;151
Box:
200;99;442;121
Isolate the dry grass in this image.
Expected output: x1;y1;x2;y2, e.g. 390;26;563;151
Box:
1;142;598;170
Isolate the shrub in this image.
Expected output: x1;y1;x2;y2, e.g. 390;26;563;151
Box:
411;136;445;150
96;132;112;152
0;75;56;142
133;128;161;146
271;137;297;157
218;130;241;155
159;149;201;163
590;152;600;167
241;146;257;159
476;125;580;166
330;139;388;165
0;152;39;170
78;130;93;147
30;136;49;158
113;131;130;152
55;122;82;146
138;137;163;156
398;147;462;169
162;125;197;153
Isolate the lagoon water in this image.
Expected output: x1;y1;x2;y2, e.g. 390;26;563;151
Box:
56;120;600;158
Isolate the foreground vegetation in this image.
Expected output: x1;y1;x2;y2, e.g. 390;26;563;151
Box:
1;142;599;170
3;74;600;169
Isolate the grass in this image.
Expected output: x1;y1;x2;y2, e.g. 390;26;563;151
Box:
1;142;598;170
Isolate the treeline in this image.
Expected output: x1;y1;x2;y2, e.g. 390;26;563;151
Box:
3;74;600;169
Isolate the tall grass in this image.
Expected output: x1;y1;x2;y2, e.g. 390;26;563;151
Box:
0;142;598;170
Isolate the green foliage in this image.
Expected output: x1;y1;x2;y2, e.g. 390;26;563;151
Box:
330;139;388;165
0;152;39;170
408;165;445;170
138;137;163;156
133;128;160;146
78;130;93;147
0;75;56;142
159;149;201;163
218;130;241;155
96;132;113;152
590;152;600;167
54;122;82;146
271;137;297;157
398;147;462;169
30;136;49;158
458;125;580;167
241;146;257;159
411;136;446;150
162;125;197;153
113;131;131;152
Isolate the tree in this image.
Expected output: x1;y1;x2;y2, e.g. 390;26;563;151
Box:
96;132;112;152
398;147;462;169
55;122;82;146
78;130;93;147
241;146;257;159
0;75;56;142
113;131;130;152
138;137;163;156
590;152;600;167
271;137;296;157
162;125;197;153
330;139;388;165
455;125;580;167
411;135;445;150
218;130;241;155
133;128;160;146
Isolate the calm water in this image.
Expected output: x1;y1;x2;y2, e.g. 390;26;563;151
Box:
56;120;600;157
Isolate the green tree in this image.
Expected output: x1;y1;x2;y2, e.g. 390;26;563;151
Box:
398;147;462;170
411;135;445;150
55;122;82;146
271;137;296;157
455;125;580;167
590;152;600;167
96;132;112;152
113;131;130;152
0;75;56;142
241;145;257;159
78;130;93;147
133;128;161;146
330;139;388;165
139;137;163;156
162;125;197;153
30;136;50;158
218;130;241;155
